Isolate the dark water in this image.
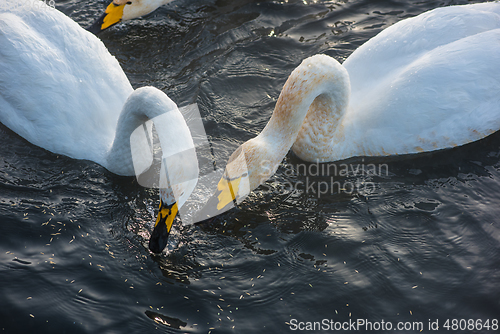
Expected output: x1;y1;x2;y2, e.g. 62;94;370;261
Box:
1;0;499;333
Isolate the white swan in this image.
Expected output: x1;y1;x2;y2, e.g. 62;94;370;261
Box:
0;0;197;253
88;0;174;34
198;2;500;218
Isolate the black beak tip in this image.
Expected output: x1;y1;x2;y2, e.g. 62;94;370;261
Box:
86;12;107;35
86;22;103;35
86;24;101;35
149;222;170;254
193;193;235;224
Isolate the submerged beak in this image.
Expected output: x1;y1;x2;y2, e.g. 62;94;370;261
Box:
87;2;126;34
149;199;179;253
195;173;243;222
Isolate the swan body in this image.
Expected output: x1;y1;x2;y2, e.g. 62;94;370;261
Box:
200;3;500;217
0;0;197;252
88;0;174;34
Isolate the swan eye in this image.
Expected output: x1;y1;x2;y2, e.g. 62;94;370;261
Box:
127;1;132;4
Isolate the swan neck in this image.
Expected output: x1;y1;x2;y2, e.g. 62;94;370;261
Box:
260;55;350;156
106;87;179;176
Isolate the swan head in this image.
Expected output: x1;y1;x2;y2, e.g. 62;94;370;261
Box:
195;136;282;221
87;0;168;34
149;158;198;253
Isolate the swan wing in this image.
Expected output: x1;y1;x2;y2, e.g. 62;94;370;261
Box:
345;3;500;96
342;4;500;156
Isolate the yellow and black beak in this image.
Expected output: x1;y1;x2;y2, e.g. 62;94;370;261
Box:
87;2;127;35
149;199;179;253
194;173;244;222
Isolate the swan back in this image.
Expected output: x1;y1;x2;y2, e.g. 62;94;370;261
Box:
344;3;500;97
341;3;500;156
0;1;132;163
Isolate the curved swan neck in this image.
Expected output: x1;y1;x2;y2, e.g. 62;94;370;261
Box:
106;87;183;176
233;55;351;193
259;54;350;160
106;86;198;208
